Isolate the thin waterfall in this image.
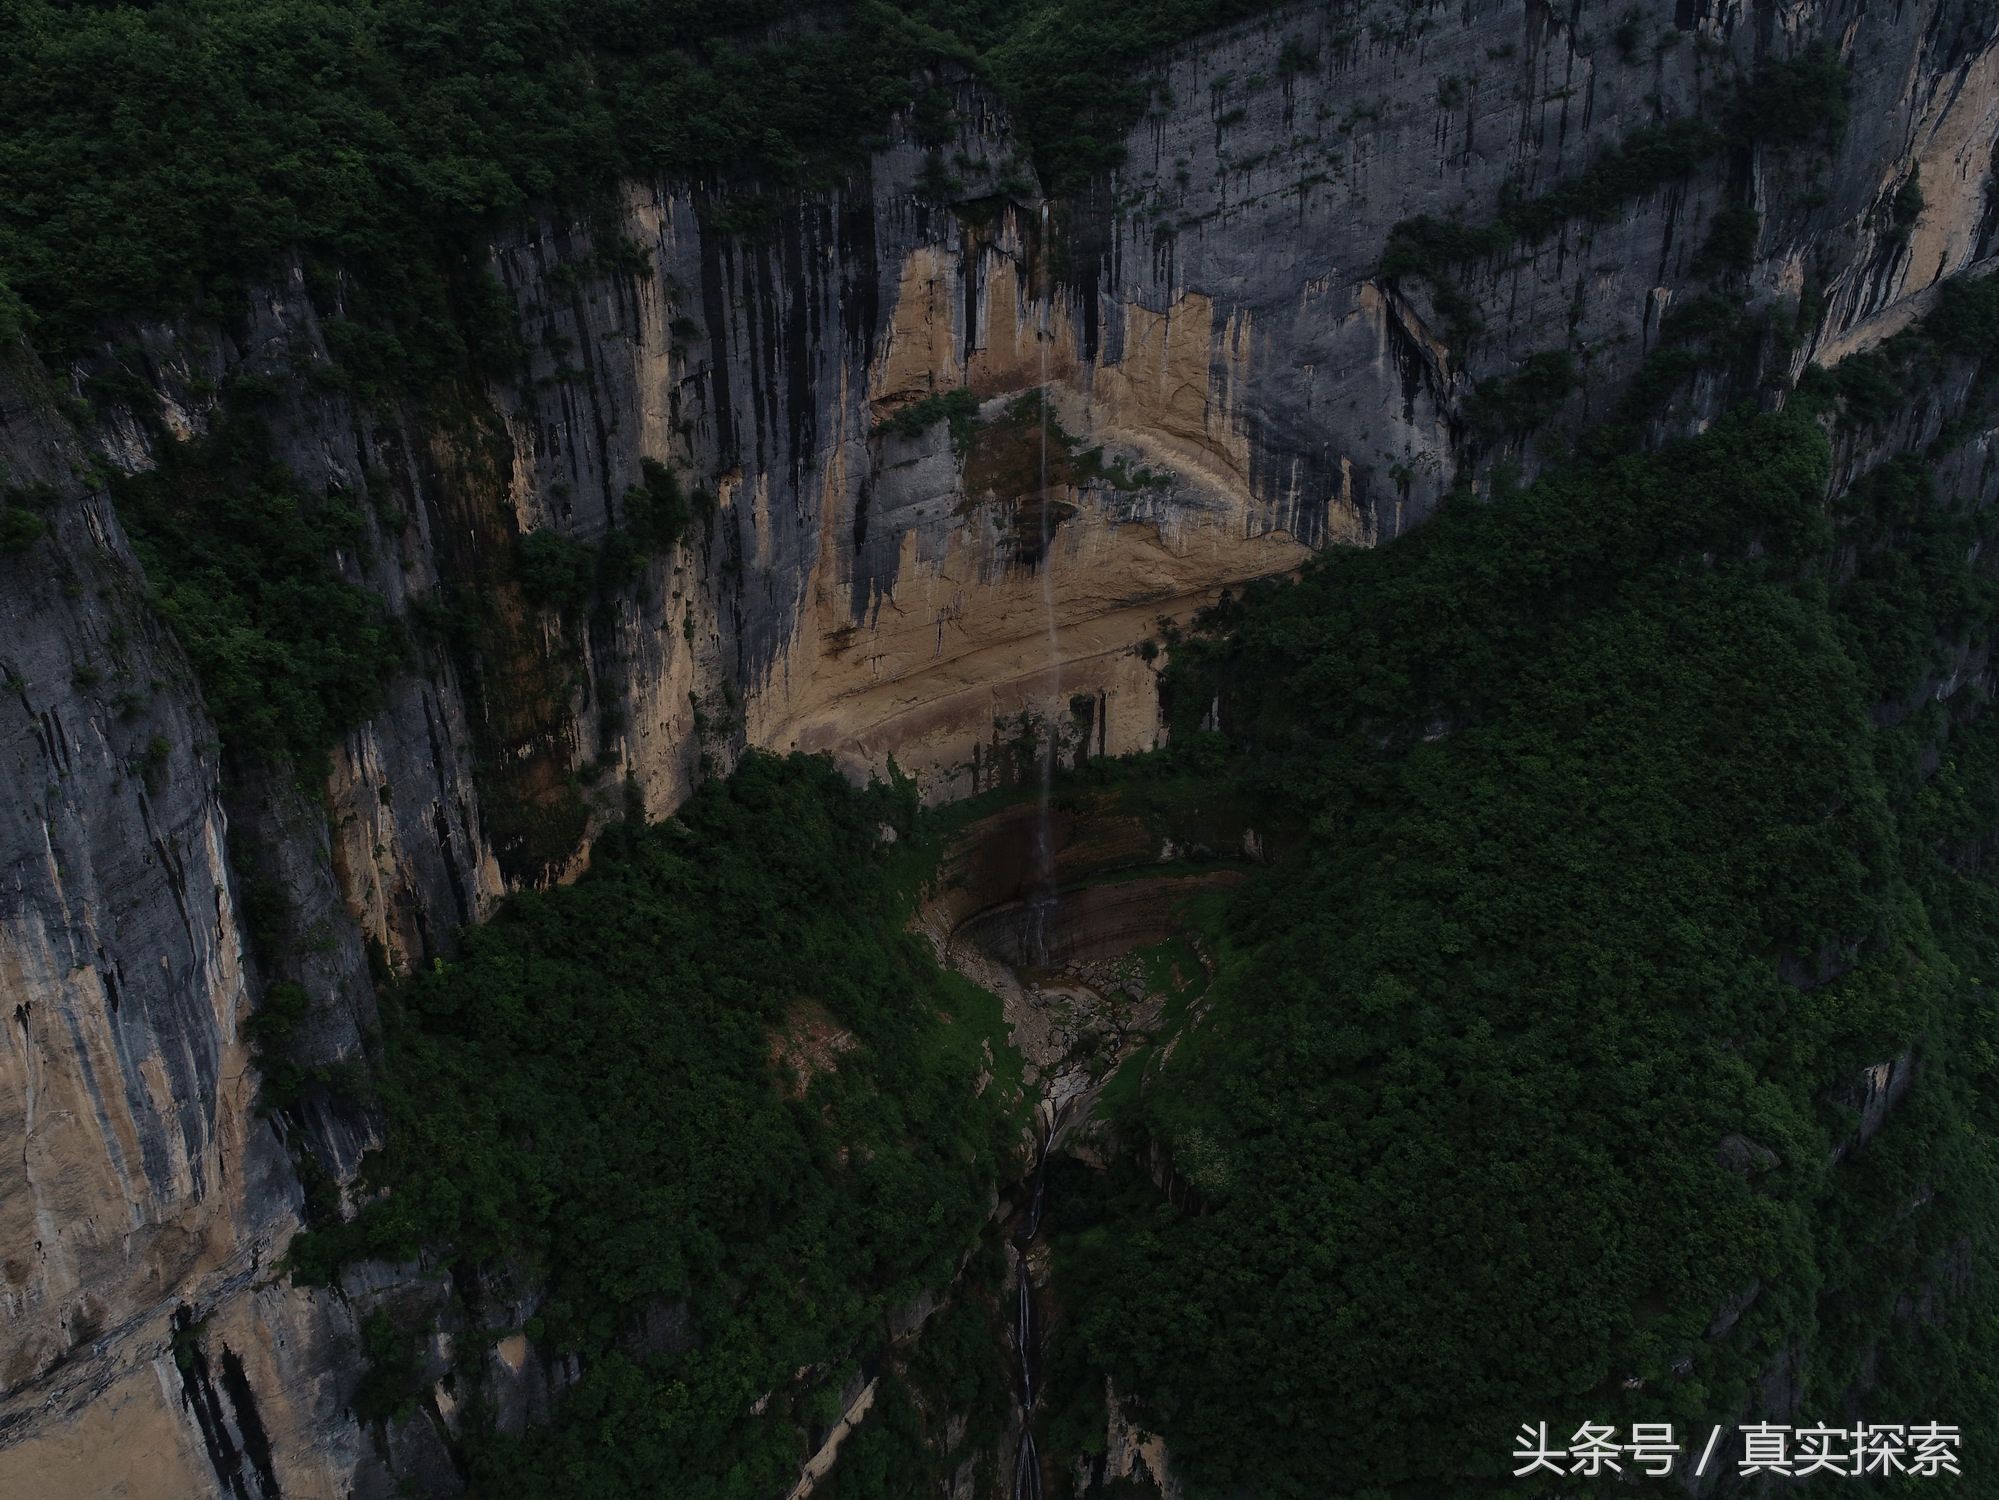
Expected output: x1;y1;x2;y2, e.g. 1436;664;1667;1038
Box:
1013;1431;1041;1500
1026;199;1060;968
1010;204;1066;1500
1010;1107;1060;1500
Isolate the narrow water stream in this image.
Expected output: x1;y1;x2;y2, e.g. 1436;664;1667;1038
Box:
1026;198;1060;970
1015;204;1069;1500
1011;1108;1059;1500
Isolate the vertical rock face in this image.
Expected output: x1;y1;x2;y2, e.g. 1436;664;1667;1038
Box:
1;0;1995;1494
0;385;369;1499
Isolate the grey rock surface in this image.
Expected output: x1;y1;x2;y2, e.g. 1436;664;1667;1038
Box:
0;0;1995;1494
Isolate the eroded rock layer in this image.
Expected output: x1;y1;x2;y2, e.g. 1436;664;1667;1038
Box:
2;0;1996;1493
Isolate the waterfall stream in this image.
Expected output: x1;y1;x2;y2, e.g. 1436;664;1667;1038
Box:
1025;199;1061;969
1013;203;1067;1500
1011;1109;1059;1500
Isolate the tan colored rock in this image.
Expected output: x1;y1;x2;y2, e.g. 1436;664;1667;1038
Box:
745;240;1319;801
0;1359;215;1500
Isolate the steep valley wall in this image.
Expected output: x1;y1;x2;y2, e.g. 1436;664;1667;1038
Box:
2;0;1997;1493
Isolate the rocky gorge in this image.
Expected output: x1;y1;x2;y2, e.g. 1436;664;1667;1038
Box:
3;0;1998;1495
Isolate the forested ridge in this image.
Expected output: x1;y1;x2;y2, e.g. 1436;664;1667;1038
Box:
312;286;1999;1494
3;0;1994;1494
1029;302;1999;1492
0;0;1283;354
289;753;1024;1497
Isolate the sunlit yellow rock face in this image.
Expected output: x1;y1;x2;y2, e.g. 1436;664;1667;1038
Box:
2;0;1996;1493
745;230;1331;803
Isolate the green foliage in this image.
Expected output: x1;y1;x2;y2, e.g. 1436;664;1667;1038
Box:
1379;119;1728;345
1463;350;1577;438
132;732;172;782
1806;273;1999;430
1827;455;1997;703
1380;48;1849;327
229;831;293;955
1932;272;1999;359
1611;9;1645;63
1376;215;1509;284
0;273;24;350
1050;407;1999;1494
169;1312;212;1375
352;1309;426;1424
1694;202;1760;276
1275;36;1318;77
1731;42;1851;149
1379;119;1720;292
601;457;708;588
816;1292;1012;1499
875;387;983;454
0;504;46;556
1501;118;1724;240
0;479;56;557
289;753;1019;1495
622;456;695;551
243;978;311;1048
515;528;596;611
0;2;854;345
110;410;404;767
520;459;700;608
1593;293;1765;450
0;0;1302;353
244;978;314;1113
980;1;1287;191
1893;169;1927;227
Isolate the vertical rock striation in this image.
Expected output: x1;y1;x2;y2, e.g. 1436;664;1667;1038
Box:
1;0;1995;1492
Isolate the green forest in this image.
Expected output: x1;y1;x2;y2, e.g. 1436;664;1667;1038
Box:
0;0;1283;354
1031;387;1999;1492
286;374;1999;1495
290;753;1024;1497
9;2;1994;1495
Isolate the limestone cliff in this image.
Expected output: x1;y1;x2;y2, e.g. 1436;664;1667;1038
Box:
2;0;1996;1494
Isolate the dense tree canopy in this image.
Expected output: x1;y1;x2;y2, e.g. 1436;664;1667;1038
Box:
292;753;1022;1497
0;0;1282;352
1043;405;1999;1495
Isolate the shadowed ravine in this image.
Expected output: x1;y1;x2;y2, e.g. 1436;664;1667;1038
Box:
1015;204;1063;1500
1011;1108;1060;1500
3;0;1993;1491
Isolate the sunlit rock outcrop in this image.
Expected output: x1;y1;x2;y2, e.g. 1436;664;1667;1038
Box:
2;0;1995;1492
